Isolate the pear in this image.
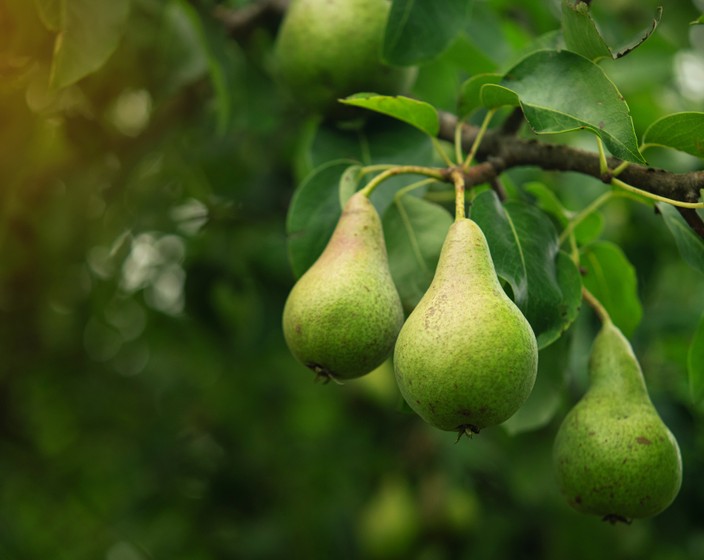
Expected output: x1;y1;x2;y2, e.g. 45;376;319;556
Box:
283;191;404;381
553;321;682;522
393;218;538;434
274;0;416;117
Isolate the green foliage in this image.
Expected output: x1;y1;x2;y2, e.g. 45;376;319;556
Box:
2;0;704;558
383;0;472;65
341;94;440;137
657;203;704;275
581;241;643;337
643;112;704;158
470;190;582;349
482;50;645;163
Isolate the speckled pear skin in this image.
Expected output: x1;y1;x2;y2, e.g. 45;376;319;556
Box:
274;0;416;117
283;192;404;381
393;218;538;433
553;321;682;521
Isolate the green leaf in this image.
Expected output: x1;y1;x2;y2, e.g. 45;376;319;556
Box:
382;195;453;312
612;7;661;59
286;160;358;277
561;0;612;62
486;50;644;163
383;0;472;65
457;73;502;117
503;333;570;435
35;0;62;31
688;313;704;404
302;118;435;214
642;112;704;158
657;203;704;275
561;1;661;61
692;14;704;25
479;83;519;109
50;0;131;88
523;182;569;224
470;190;582;348
573;212;604;245
340;94;439;137
581;241;643;336
175;0;240;136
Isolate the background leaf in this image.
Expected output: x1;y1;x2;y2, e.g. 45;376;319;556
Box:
286;160;357;277
35;0;61;31
339;165;363;208
457;73;502;117
580;241;643;336
382;195;453;312
642;112;704;158
561;0;612;62
340;94;439;137
689;313;704;404
470;190;582;348
50;0;131;88
657;203;704;275
484;50;644;163
383;0;472;65
503;332;571;435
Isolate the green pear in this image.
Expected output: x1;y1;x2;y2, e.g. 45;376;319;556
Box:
283;191;404;381
274;0;416;117
393;218;538;434
553;321;682;522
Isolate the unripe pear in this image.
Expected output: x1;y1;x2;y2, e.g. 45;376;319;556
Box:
393;218;538;434
553;321;682;522
274;0;416;117
283;192;404;381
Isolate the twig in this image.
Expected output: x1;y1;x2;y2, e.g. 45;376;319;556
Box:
438;111;704;237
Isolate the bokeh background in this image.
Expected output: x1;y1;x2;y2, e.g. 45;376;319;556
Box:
1;0;704;558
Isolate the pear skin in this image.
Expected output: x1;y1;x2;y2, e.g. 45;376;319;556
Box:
274;0;416;117
553;321;682;521
393;218;538;433
283;192;404;381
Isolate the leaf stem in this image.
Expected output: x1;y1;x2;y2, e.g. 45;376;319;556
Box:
582;286;612;325
433;138;455;167
360;166;447;197
596;136;609;177
462;109;496;169
611;177;704;208
558;191;614;246
611;160;630;177
393;178;439;202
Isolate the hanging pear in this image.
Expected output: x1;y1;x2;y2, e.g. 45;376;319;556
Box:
553;321;682;522
393;218;538;435
283;191;404;381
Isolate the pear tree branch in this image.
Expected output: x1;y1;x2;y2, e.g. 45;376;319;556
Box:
438;111;704;238
212;2;704;239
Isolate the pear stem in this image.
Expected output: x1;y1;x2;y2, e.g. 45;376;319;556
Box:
454;120;465;165
452;169;466;221
359;166;446;197
582;286;612;325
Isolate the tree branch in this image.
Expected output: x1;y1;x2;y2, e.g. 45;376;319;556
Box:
210;3;704;237
438;111;704;237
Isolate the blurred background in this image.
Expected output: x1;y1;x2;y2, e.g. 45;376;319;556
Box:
1;0;703;558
